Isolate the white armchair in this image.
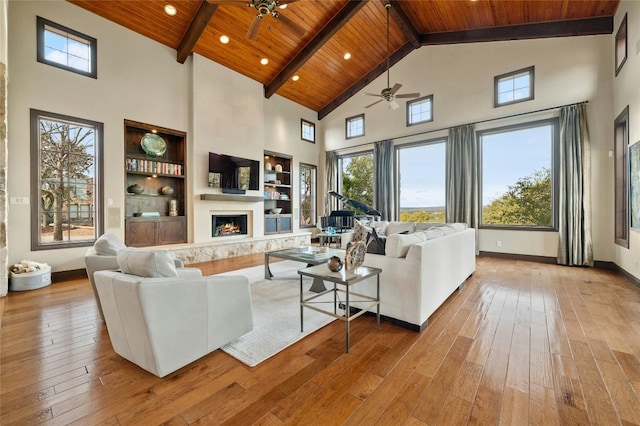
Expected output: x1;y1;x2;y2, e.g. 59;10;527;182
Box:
94;267;253;377
84;234;185;320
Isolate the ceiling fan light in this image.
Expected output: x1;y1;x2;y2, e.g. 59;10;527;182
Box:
164;3;177;16
219;35;230;44
279;4;287;9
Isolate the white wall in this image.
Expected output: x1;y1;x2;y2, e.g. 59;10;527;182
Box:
7;1;321;271
323;35;615;262
613;0;640;277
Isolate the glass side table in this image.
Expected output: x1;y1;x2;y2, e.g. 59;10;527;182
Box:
298;264;381;353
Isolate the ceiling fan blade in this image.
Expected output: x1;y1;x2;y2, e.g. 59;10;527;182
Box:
389;100;400;110
364;93;382;97
396;93;421;99
276;12;306;37
365;99;384;108
390;83;402;94
247;15;263;40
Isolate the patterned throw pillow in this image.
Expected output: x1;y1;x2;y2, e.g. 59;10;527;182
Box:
351;219;371;243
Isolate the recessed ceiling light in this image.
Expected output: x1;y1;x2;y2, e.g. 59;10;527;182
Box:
260;58;269;65
344;52;351;60
292;75;300;81
219;35;230;44
164;3;177;16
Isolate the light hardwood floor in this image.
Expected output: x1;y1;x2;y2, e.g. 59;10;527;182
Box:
1;255;640;425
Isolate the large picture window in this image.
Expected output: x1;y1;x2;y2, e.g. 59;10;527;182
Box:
338;151;374;213
300;163;317;227
31;109;103;250
479;119;558;229
614;107;629;247
37;17;97;79
396;139;446;222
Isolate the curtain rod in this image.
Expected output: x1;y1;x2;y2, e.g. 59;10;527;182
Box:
331;100;588;153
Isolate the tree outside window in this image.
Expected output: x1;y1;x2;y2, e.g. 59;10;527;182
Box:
31;110;103;250
299;163;317;227
339;152;374;213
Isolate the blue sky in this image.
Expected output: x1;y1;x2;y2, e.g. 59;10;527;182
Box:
397;124;552;208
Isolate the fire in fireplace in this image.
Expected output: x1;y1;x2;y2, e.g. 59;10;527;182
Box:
212;214;248;237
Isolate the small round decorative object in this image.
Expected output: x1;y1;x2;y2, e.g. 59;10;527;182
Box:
127;183;144;194
275;164;283;172
328;256;343;272
140;133;167;157
160;185;174;195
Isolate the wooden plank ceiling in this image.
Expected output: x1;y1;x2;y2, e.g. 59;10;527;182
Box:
68;0;619;119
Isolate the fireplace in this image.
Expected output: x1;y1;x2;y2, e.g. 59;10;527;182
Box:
212;214;248;237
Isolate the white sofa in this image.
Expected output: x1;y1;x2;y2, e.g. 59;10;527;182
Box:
94;265;253;377
350;221;476;331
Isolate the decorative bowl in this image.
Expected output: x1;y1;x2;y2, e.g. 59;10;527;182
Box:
140;133;167;157
127;183;144;194
270;208;283;214
328;256;343;272
160;185;174;195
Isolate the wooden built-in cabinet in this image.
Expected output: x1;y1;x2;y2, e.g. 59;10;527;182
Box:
124;119;187;247
264;151;292;234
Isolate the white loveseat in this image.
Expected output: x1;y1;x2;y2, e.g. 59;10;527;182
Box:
350;221;476;331
93;249;253;377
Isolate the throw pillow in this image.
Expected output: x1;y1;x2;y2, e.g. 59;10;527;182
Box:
386;221;416;236
94;233;127;256
117;248;179;278
366;231;387;255
351;219;371;243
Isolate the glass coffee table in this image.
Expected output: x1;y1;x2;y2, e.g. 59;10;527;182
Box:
264;246;343;292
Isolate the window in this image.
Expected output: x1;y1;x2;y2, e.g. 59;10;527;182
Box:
396;139;446;222
31;109;103;250
494;66;534;107
37;16;97;79
614;107;629;248
406;95;434;126
346;114;365;139
299;163;317;227
480;118;558;229
301;119;315;143
615;13;627;76
338;151;374;213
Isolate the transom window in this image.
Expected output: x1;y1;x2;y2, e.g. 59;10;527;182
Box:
396;139;446;222
301;119;315;143
346;114;365;139
480;119;558;229
31;109;103;250
37;16;97;79
494;66;534;107
299;163;317;227
406;95;434;126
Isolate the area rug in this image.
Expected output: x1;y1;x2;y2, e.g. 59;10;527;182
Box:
217;260;336;367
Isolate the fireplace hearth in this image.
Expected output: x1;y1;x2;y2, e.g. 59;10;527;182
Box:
212;214;248;237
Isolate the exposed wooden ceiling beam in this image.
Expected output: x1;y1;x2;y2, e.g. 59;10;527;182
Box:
177;1;218;64
387;0;420;49
264;0;368;99
319;41;415;120
420;17;613;45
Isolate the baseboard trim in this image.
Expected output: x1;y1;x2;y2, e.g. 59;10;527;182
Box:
608;263;640;290
478;251;557;264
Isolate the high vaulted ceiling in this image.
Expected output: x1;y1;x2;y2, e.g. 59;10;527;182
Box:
68;0;619;119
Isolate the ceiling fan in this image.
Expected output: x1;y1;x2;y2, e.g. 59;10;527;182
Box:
209;0;305;40
365;3;420;110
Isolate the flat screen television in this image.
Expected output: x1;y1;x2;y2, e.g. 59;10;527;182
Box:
208;153;260;191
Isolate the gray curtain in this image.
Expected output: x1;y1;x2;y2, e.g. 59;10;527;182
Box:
557;103;593;266
374;140;395;221
324;150;338;215
446;124;479;251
